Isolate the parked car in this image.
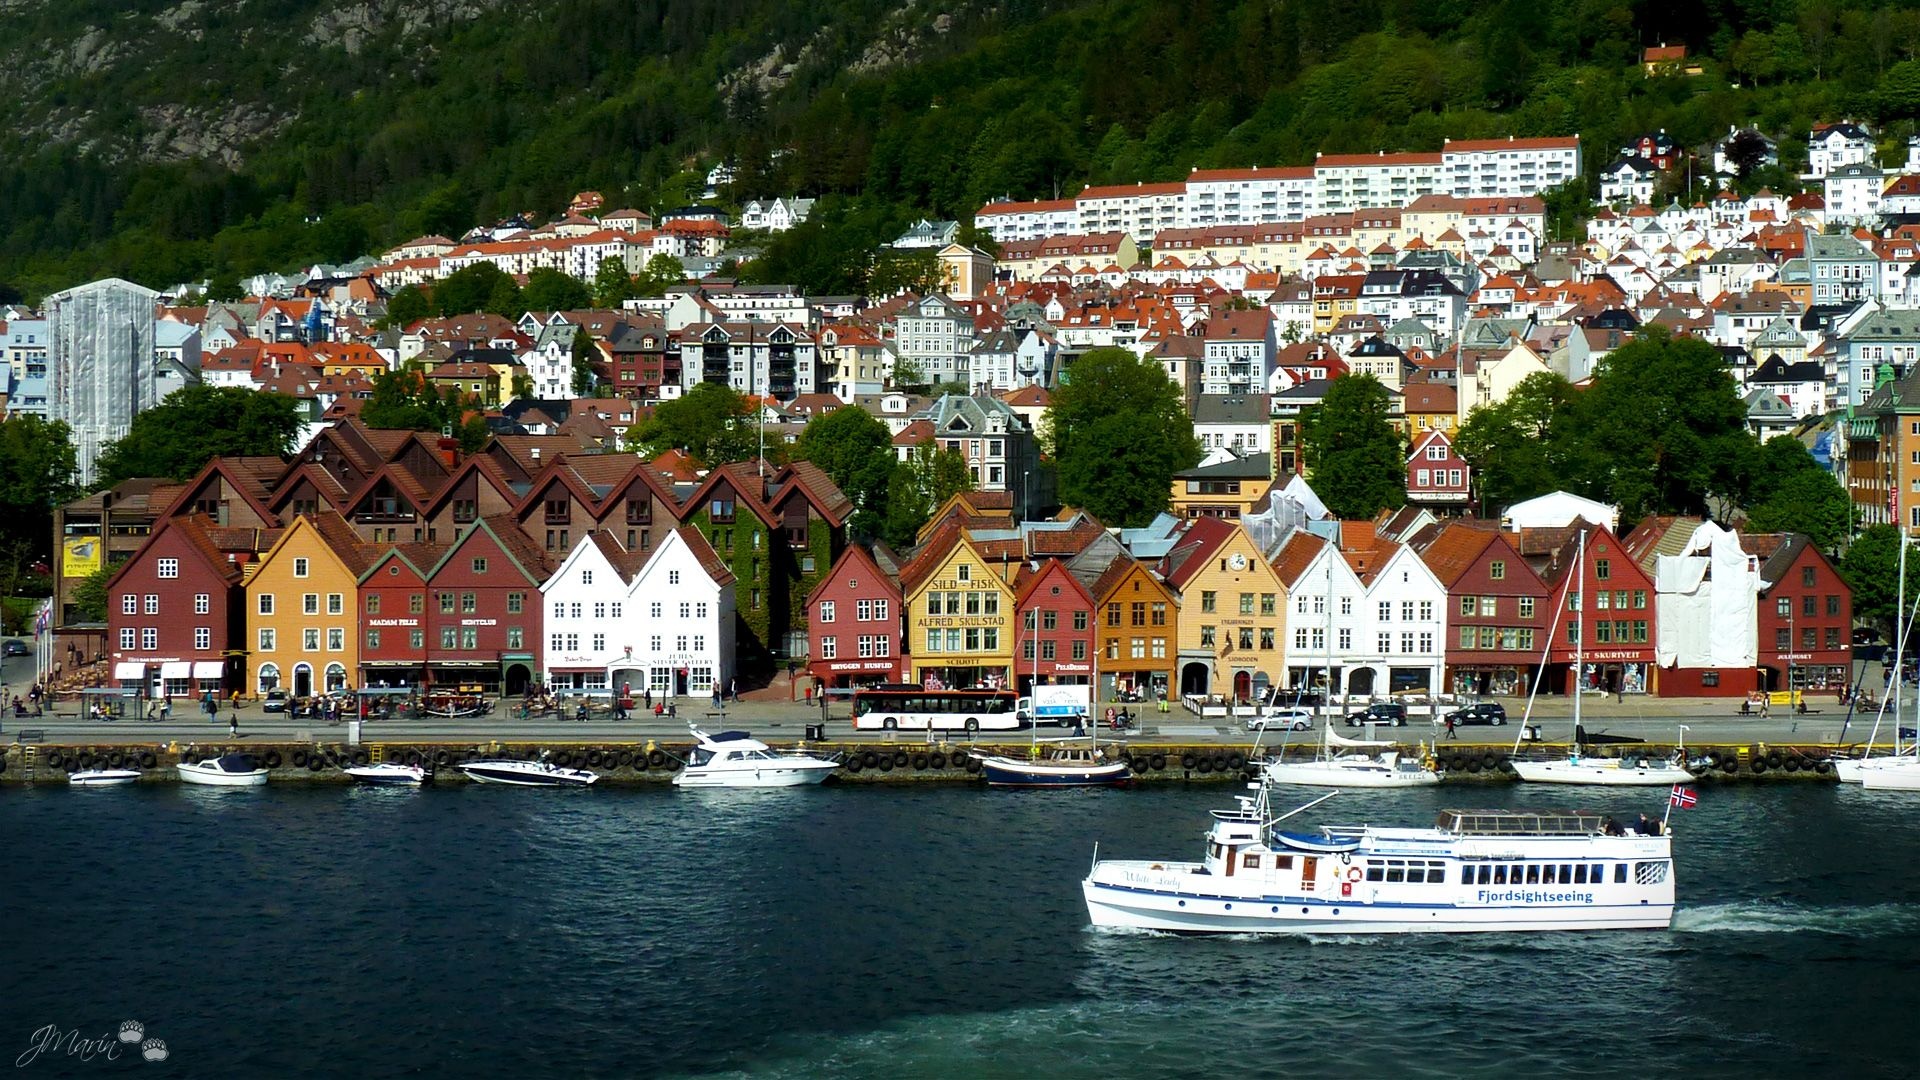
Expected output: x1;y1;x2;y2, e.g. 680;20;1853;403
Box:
262;690;288;713
2;639;27;657
1247;707;1316;732
1445;702;1508;726
1344;702;1407;727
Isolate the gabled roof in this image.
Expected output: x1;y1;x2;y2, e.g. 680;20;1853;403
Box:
805;544;901;609
1159;516;1238;590
425;514;551;585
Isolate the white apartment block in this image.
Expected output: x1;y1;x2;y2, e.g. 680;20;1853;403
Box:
974;137;1581;243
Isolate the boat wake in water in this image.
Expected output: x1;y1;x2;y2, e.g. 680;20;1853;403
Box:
1673;900;1920;936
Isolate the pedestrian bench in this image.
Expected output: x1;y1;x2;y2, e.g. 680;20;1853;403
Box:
14;728;45;744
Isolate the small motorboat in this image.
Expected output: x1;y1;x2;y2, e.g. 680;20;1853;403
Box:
457;755;597;787
976;743;1132;787
176;753;271;787
68;768;142;787
672;728;839;788
343;761;429;786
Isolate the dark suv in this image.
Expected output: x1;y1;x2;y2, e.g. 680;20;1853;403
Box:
1445;702;1508;726
1344;702;1407;727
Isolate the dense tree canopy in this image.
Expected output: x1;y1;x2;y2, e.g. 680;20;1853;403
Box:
1840;525;1903;634
0;415;78;568
1741;436;1853;552
94;385;303;486
792;406;896;540
624;382;765;466
434;263;522;318
7;0;1920;297
1454;371;1577;513
883;443;973;550
1046;346;1200;528
1297;373;1407;520
360;368;491;451
522;267;593;313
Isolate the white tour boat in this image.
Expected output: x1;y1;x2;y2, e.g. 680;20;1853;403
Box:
1083;789;1676;935
672;728;840;788
67;767;142;787
177;753;271;787
456;755;597;787
343;761;429;786
1262;727;1441;789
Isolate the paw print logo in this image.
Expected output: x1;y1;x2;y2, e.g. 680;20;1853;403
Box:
118;1020;145;1045
140;1039;168;1063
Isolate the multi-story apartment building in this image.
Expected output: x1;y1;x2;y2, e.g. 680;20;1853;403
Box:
891;294;975;387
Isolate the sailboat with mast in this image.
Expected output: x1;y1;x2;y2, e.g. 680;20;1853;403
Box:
1510;525;1694;787
1845;532;1920;786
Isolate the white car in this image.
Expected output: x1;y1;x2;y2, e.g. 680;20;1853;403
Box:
1246;707;1315;732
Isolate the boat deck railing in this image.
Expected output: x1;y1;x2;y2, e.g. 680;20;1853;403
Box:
1436;809;1606;836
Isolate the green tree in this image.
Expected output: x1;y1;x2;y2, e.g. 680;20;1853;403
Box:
632;254;687;298
883;442;973;549
384;284;432;328
204;275;243;302
792;405;896;539
435;262;521;317
624;381;760;465
1570;327;1752;522
1296;373;1408;519
522;267;592;312
570;326;602;397
0;415;79;566
70;556;126;624
1454;371;1577;514
890;355;928;391
593;257;635;308
1840;525;1902;633
94;385;303;485
361;367;491;450
1740;437;1853;551
1046;346;1201;527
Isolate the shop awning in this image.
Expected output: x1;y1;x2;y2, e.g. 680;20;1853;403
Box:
192;661;223;679
160;661;191;680
113;661;145;679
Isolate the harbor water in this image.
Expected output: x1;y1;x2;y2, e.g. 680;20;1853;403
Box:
1;782;1915;1078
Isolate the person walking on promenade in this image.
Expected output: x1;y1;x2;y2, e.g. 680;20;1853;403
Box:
1445;715;1458;740
228;712;239;738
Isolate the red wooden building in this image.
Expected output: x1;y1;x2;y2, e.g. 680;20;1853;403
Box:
1532;520;1657;695
804;545;905;690
418;517;549;695
1752;534;1852;695
356;545;439;689
104;513;269;701
1014;558;1096;694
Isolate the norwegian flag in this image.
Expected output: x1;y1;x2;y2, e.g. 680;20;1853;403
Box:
1669;784;1698;809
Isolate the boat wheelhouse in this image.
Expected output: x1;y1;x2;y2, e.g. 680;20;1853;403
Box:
1083;795;1675;935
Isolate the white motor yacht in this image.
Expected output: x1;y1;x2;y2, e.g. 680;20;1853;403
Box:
673;728;839;788
457;755;597;787
177;753;271;787
343;762;429;786
67;768;142;787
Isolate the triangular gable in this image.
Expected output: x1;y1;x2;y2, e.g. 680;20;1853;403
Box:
418;453;523;520
805;544;900;609
154;456;284;527
676;462;781;528
424;516;548;586
356;545;434;586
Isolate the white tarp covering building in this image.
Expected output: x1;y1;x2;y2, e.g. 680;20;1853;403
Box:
45;277;165;484
1654;520;1759;669
1501;490;1619;532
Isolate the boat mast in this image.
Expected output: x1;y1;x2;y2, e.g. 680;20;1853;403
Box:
1323;539;1335;729
1573;528;1586;745
1895;535;1908;756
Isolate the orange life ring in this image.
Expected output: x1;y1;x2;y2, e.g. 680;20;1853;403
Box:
1346;867;1362;882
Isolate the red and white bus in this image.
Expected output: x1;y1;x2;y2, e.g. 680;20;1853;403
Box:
850;688;1022;733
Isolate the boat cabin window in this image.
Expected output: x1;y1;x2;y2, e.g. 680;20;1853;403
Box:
1572;865;1588;884
1492;865;1507;885
1541;865;1556;884
1385;862;1404;883
1560;864;1573;883
1243;854;1261;869
1524;864;1540;884
1366;865;1384;882
1634;861;1668;885
1614;864;1627;883
1274;855;1294;870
